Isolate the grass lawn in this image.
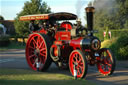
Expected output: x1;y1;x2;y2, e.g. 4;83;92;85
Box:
101;38;117;48
0;69;95;85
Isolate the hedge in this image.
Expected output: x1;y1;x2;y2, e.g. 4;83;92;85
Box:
0;35;10;47
109;34;128;60
95;29;128;41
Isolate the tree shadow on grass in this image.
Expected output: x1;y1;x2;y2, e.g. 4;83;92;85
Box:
0;79;91;85
0;67;93;85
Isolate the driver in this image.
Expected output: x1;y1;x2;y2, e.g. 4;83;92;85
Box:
76;18;87;35
76;18;84;29
29;20;40;32
42;20;49;30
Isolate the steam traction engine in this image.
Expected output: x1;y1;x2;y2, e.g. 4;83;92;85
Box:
20;7;116;79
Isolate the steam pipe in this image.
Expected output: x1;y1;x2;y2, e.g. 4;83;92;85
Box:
85;7;95;36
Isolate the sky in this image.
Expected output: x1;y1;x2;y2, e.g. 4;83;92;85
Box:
0;0;92;25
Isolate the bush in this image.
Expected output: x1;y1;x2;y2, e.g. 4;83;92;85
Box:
94;30;104;41
0;35;10;47
109;34;128;60
111;29;128;38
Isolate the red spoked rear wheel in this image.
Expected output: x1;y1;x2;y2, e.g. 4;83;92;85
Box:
26;33;52;71
69;50;88;78
97;48;116;76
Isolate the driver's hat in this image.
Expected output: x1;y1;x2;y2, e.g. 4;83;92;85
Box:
76;18;81;22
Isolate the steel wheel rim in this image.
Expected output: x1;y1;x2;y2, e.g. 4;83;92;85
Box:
69;51;85;78
97;49;113;75
26;34;47;70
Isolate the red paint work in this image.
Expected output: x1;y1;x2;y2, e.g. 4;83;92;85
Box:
32;28;47;34
85;49;91;52
54;41;63;45
55;31;71;40
69;37;83;50
60;22;72;31
39;29;47;34
51;45;59;57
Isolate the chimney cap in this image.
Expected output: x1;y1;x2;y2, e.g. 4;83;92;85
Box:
85;7;95;12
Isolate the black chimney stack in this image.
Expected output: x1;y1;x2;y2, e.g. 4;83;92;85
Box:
85;7;95;36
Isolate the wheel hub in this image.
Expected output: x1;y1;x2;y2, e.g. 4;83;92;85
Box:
74;62;78;66
34;48;40;56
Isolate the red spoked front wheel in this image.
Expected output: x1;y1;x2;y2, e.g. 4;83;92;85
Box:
26;33;52;71
97;48;116;76
69;50;88;78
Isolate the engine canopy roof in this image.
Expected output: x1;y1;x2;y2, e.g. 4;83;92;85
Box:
20;12;77;21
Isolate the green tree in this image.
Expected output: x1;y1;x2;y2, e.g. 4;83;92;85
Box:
124;20;128;29
89;0;128;30
14;0;51;37
0;15;4;20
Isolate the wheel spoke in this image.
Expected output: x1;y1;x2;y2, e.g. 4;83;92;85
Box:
29;54;35;59
43;50;46;53
72;58;75;64
75;54;79;63
79;61;83;66
108;64;112;67
102;63;110;72
42;41;45;47
40;53;46;57
40;56;45;64
37;36;41;48
101;63;104;69
39;42;43;49
105;65;107;71
108;66;112;71
40;48;46;52
77;68;80;75
33;62;36;67
29;46;35;50
32;41;36;48
30;50;35;54
38;36;41;43
36;36;39;47
106;57;111;64
32;37;37;44
79;64;83;71
32;37;37;47
104;58;107;64
78;58;82;64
